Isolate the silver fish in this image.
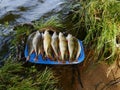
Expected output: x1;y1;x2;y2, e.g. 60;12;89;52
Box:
73;38;81;61
26;32;36;61
51;32;59;60
67;34;81;62
66;34;75;62
59;32;68;63
38;33;45;59
32;31;41;61
43;30;53;60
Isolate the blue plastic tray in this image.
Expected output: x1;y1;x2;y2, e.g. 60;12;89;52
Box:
24;41;85;65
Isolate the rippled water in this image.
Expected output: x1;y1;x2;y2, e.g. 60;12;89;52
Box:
0;0;67;24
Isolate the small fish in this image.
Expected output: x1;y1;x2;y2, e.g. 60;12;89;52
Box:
66;34;75;62
39;33;45;59
32;31;41;61
51;32;59;60
59;32;68;63
43;30;53;60
66;34;81;62
26;32;36;61
74;38;81;61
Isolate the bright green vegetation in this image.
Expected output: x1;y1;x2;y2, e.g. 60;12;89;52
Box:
12;24;34;45
33;17;63;31
0;58;58;90
64;0;120;64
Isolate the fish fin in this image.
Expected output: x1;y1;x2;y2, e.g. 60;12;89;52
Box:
76;53;80;60
48;53;54;60
34;56;38;61
74;59;78;62
42;56;46;60
42;52;47;60
54;57;56;61
62;60;66;64
57;60;60;63
49;57;53;61
58;51;61;56
66;40;68;43
69;60;73;63
32;50;35;53
26;56;30;61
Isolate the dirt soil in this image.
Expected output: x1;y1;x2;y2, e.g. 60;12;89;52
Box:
52;62;120;90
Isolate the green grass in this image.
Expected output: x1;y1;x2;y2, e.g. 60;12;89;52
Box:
12;24;34;45
63;0;120;64
33;17;63;31
0;57;58;90
1;17;62;90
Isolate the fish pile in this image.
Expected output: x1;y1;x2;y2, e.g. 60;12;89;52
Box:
26;30;81;63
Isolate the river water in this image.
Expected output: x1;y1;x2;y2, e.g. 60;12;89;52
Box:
0;0;69;24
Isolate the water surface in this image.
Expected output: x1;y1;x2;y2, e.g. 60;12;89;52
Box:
0;0;68;24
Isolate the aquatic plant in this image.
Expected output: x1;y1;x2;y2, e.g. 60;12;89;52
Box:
64;0;120;64
0;57;58;90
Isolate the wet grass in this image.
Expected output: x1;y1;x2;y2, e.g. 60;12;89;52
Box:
0;18;62;90
33;17;63;32
0;57;58;90
63;0;120;64
0;13;20;24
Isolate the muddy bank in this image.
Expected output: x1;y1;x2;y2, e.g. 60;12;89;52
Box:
51;62;120;90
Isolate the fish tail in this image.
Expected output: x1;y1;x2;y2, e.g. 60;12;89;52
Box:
76;41;81;59
34;56;38;61
42;52;46;60
62;52;65;61
32;49;35;53
26;56;30;61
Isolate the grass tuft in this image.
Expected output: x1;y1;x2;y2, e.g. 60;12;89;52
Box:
33;17;63;31
64;0;120;64
0;57;58;90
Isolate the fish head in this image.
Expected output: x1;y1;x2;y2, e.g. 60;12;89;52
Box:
52;32;57;39
44;30;49;35
59;32;63;39
35;31;40;36
44;30;49;37
66;34;72;40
